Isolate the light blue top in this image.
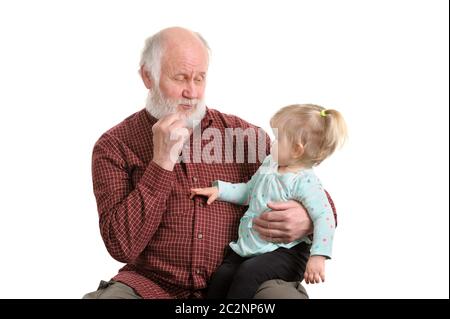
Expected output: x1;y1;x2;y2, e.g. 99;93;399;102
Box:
214;154;335;258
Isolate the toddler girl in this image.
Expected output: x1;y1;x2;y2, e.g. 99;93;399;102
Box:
190;104;347;298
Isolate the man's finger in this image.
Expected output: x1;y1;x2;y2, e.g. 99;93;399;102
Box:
256;211;288;223
259;235;290;244
262;221;288;231
169;126;190;146
169;119;189;132
255;226;289;242
154;114;186;135
253;222;284;237
157;112;184;128
266;200;299;211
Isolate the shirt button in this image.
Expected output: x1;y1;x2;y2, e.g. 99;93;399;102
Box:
198;202;204;207
192;176;198;182
198;233;203;239
196;269;201;274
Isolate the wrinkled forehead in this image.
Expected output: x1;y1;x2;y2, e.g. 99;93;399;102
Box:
161;44;209;74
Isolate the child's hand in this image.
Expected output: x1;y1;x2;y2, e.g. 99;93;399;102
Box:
190;187;219;205
304;255;326;284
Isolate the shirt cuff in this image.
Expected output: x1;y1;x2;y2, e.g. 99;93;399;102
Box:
310;246;332;259
212;180;223;198
140;161;176;194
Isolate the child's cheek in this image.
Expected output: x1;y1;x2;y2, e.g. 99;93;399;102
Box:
270;141;278;161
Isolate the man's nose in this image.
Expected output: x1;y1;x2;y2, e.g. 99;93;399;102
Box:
182;80;198;99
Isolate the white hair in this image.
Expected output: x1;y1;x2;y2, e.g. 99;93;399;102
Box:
139;30;211;86
139;32;164;86
145;85;207;128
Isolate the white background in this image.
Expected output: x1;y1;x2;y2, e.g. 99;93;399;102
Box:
0;0;448;299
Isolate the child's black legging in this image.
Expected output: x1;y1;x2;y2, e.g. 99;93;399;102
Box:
207;242;310;299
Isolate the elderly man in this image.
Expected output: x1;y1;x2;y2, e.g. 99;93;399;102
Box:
84;27;336;299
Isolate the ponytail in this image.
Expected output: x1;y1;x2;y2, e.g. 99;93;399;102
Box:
315;108;348;165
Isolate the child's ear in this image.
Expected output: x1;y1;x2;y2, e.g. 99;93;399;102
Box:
292;143;304;159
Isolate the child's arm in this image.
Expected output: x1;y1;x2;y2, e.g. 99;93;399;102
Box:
191;180;253;206
190;187;219;205
294;173;336;259
293;172;335;284
191;155;271;205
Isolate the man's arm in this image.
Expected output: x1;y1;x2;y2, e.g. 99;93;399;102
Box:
92;134;174;263
93;113;190;263
252;194;337;244
252;200;312;243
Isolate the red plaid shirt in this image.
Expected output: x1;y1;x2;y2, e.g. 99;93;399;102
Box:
92;107;336;299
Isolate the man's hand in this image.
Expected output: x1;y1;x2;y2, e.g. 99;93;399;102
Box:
252;200;313;243
152;113;191;171
304;255;326;284
190;187;219;205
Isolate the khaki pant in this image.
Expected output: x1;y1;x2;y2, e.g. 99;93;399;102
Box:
254;279;309;299
83;280;142;299
83;279;308;299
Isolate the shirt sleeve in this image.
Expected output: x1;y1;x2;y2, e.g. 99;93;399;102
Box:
293;173;336;258
92;133;175;263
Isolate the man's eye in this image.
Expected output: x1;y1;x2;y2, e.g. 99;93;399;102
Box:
194;77;204;82
174;76;185;81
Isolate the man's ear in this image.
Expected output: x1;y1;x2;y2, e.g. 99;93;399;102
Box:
140;65;153;90
292;142;305;159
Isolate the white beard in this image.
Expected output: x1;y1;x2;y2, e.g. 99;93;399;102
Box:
145;86;207;129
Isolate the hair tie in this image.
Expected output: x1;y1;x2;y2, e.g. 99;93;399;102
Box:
320;110;327;117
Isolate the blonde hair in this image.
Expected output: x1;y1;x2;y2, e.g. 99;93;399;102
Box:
270;104;348;166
